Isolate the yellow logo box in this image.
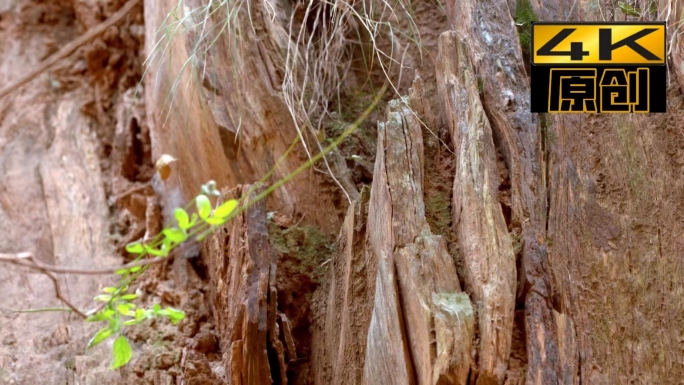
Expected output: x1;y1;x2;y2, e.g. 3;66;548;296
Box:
532;23;665;65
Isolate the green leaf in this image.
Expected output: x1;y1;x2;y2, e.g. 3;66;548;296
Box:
115;269;129;275
125;242;144;254
135;308;145;321
117;303;134;316
189;213;198;228
162;227;187;243
203;217;225;226
214;199;238;219
94;294;112;302
144;245;168;257
102;287;117;294
87;327;113;349
196;195;212;220
122;319;141;326
130;265;142;273
164;307;185;325
110;336;133;369
648;0;657;13
174;208;190;230
120;293;139;301
86;309;115;322
617;1;641;16
108;316;122;333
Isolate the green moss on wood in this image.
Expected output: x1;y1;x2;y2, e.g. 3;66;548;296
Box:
268;221;334;282
515;0;537;54
425;190;452;237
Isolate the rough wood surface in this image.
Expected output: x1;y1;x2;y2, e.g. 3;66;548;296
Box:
143;0;236;226
660;0;684;94
438;0;587;383
363;96;476;385
311;187;377;385
436;33;517;385
313;80;475;385
203;185;306;385
149;0;684;383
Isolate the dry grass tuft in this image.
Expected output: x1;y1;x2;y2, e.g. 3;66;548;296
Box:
142;0;426;199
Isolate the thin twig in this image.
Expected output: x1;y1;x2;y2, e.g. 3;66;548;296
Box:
0;0;141;100
45;268;87;318
0;253;88;317
0;307;74;314
0;250;174;275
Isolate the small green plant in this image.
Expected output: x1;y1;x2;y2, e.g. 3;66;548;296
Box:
515;0;537;55
617;1;642;17
85;180;239;369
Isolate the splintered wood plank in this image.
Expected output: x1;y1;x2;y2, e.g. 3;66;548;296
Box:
363;90;475;385
203;185;280;385
436;32;517;385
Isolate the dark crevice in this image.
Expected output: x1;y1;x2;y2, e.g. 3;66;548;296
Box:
189;252;209;281
267;341;284;384
218;125;240;160
577;344;583;385
421;115;459;284
121;116;153;183
506;308;529;383
399;114;420;229
268;219;333;385
497;147;513;231
393;256;419;385
267;299;284;385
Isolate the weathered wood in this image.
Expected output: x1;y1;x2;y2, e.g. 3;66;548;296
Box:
312;187;377;385
143;1;684;384
203;185;285;385
436;32;517;385
313;79;475;385
365;95;477;385
438;0;589;382
0;98;121;384
660;0;684;93
143;0;235;216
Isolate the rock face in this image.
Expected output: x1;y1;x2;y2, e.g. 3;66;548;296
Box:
0;1;142;383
